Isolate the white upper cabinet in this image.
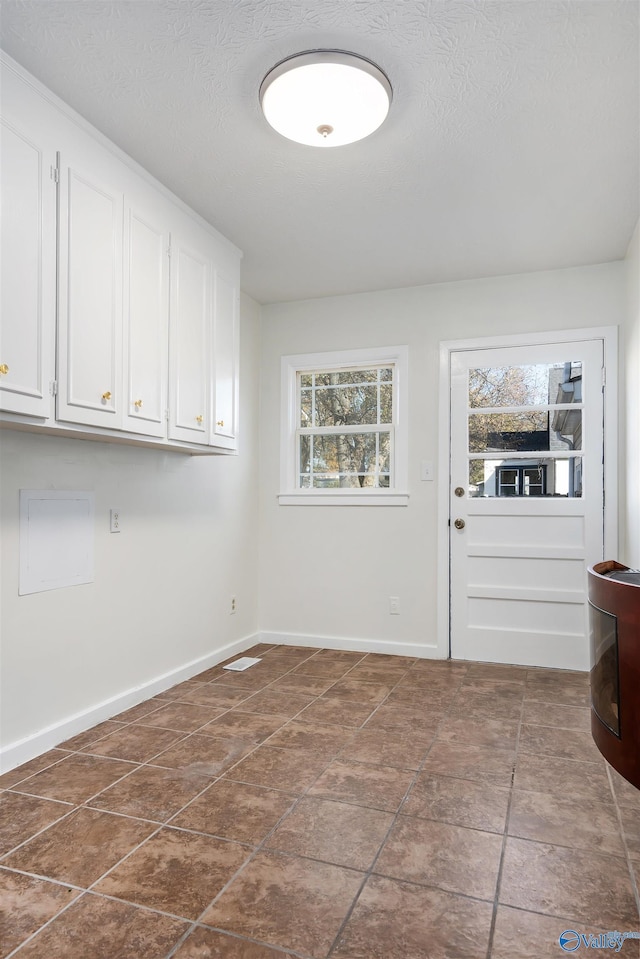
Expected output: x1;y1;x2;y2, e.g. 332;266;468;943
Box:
0;54;241;454
0;115;56;418
57;158;123;429
212;272;240;450
122;200;169;438
168;228;212;445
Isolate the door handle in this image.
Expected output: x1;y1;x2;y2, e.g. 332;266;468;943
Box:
454;518;465;530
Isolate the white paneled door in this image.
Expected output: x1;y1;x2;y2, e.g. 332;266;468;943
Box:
449;337;606;670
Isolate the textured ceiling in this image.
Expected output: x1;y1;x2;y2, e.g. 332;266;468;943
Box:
1;0;638;304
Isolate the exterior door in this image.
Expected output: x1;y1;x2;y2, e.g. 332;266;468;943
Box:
449;337;605;670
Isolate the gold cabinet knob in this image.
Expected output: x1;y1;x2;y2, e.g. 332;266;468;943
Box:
102;391;112;401
134;399;143;409
217;420;224;427
0;364;8;375
196;414;203;424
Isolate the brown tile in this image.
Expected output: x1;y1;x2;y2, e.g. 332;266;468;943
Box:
96;827;250;920
339;727;433;769
459;678;525;697
384;685;453;708
402;772;510;833
206;671;278;691
13;892;188;959
524;682;590;707
243;643;277;656
508;790;625;856
202;850;363;957
0;792;72;855
225;745;329;793
88;764;211;822
322;679;391;705
0;868;80;956
491;905;639;959
526;667;589;687
265;720;354;756
344;664;409;683
362;702;444;732
263;645;320;658
83;723;184;762
521;700;592;731
192;665;230;682
514;754;612;803
15;753;135;804
111;699;166;722
374;815;501;900
268;675;335;696
190;682;255;707
608;766;640;808
59;720;126;751
394;671;463;691
291;660;354;680
518;723;602;763
181;682;260;706
140;701;227;732
173;927;292;958
500;836;639;928
3;806;155;887
0;749;68;789
465;663;528;683
171;779;295;844
620;804;640;861
332;874;493;959
201;710;286;744
408;659;469;676
150;733;253;777
266;797;393;870
449;691;523;721
309;759;414;812
362;654;417;666
154;680;204;701
421;742;516;787
297;698;375;728
241;689;315;717
310;649;366;664
436;716;518;750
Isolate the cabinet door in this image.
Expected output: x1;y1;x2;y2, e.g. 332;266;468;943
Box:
168;233;211;444
122;201;169;437
0;118;56;417
57;159;123;428
211;271;239;451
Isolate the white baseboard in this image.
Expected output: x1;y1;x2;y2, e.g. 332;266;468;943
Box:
0;632;260;775
259;630;442;660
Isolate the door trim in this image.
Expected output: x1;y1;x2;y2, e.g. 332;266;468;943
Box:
437;325;618;661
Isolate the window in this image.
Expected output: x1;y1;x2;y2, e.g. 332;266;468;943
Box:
279;346;409;505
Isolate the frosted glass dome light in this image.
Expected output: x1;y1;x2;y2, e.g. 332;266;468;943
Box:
260;50;392;148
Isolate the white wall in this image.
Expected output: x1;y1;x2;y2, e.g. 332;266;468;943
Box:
0;293;261;770
259;262;626;658
622;220;640;566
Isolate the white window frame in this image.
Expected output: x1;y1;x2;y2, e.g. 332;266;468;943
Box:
279;346;409;506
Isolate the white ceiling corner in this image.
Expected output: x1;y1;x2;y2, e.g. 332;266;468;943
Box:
0;0;638;304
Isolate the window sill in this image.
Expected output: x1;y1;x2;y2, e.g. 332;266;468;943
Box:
278;491;410;507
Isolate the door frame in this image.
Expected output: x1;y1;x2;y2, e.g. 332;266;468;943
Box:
437;325;619;661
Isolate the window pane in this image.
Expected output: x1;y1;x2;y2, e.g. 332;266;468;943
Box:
469;362;583;409
380;368;393;381
380;383;393;424
469;411;583;453
314;385;379;426
300;388;312;426
300;373;312;388
300;431;391;487
468;458;583;497
335;369;379;384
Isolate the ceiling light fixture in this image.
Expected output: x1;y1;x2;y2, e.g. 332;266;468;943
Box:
260;50;392;148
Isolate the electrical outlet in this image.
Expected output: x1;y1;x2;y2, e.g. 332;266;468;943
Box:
389;596;400;615
109;508;121;533
230;595;237;615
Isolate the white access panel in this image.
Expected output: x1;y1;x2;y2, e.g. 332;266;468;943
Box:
19;490;95;595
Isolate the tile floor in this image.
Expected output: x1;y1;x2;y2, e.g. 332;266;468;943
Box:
1;644;639;958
